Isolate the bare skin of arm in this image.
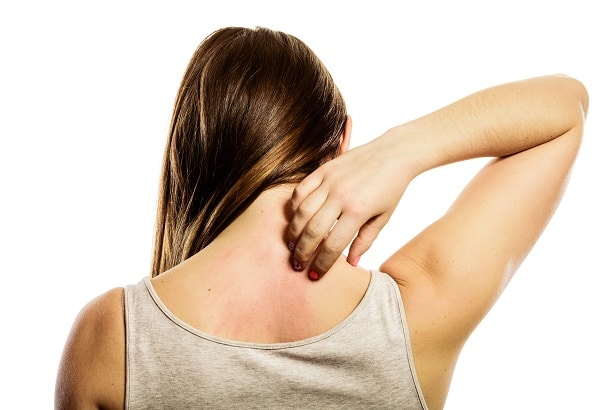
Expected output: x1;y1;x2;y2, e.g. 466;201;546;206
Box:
288;75;589;408
55;288;125;409
54;76;588;410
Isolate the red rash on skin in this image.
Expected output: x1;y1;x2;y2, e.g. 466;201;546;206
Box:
208;273;317;343
203;247;319;343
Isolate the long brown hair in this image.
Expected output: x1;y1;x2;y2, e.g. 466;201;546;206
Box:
151;27;347;277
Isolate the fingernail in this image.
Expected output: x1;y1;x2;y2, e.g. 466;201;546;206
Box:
287;241;296;251
292;259;302;271
309;270;319;281
352;256;361;267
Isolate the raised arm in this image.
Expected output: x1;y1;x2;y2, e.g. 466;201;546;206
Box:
288;75;588;279
288;75;588;408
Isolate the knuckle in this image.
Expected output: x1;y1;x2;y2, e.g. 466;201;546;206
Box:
355;234;374;248
287;223;300;239
296;201;314;219
348;203;365;218
293;244;310;263
304;222;321;239
336;195;364;218
312;257;333;275
322;238;345;256
291;187;306;208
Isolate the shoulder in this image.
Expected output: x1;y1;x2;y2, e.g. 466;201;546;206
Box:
380;251;465;410
55;287;125;409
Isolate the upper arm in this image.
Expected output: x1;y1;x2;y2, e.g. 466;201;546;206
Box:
55;288;126;410
382;120;585;347
381;122;585;409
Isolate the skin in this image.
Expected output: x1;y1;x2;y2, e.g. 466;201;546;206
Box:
288;75;589;408
55;187;371;409
56;75;588;410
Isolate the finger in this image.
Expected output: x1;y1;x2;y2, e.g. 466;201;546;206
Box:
290;171;324;212
308;214;363;277
292;198;341;269
287;172;326;250
287;185;329;250
346;215;389;267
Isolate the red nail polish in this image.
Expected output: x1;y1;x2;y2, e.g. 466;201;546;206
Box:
309;270;319;281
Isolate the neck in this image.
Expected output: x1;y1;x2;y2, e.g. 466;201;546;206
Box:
191;184;317;279
151;184;371;343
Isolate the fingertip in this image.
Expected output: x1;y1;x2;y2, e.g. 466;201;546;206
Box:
347;245;362;267
291;244;310;271
348;231;376;265
309;257;335;281
308;270;319;281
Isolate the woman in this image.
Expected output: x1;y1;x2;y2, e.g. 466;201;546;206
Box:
55;26;588;409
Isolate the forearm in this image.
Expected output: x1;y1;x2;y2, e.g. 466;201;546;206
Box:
287;75;588;276
385;75;589;179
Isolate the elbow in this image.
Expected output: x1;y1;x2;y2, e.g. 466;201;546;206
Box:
555;74;589;120
572;77;589;120
572;78;588;148
554;75;589;141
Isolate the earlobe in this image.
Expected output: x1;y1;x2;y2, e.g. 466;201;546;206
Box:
339;116;353;155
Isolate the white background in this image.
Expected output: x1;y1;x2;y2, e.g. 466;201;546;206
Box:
1;1;614;408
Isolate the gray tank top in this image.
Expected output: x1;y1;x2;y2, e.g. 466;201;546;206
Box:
124;270;427;409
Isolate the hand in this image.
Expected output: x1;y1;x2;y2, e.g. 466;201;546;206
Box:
287;131;412;279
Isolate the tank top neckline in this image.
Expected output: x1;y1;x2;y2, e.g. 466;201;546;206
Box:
142;270;375;350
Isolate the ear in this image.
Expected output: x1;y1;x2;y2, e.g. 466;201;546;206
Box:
338;115;352;155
